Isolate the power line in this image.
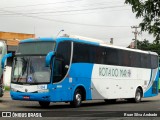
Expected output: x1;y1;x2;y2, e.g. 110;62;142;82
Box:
0;0;124;15
0;5;128;15
0;0;121;9
0;0;84;9
0;9;130;28
0;8;131;17
0;0;125;16
27;8;131;17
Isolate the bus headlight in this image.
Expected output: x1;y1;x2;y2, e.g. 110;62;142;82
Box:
38;89;49;93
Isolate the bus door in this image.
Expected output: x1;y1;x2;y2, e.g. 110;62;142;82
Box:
51;41;72;101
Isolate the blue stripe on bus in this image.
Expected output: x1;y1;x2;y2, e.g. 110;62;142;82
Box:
49;63;94;101
69;63;93;100
10;91;51;102
56;37;100;46
20;37;100;46
20;38;55;43
147;69;152;89
144;70;159;97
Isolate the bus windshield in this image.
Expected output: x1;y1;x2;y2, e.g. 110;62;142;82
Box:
12;56;50;84
16;41;56;55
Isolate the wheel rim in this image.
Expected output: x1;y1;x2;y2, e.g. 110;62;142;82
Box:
76;93;81;105
136;92;141;101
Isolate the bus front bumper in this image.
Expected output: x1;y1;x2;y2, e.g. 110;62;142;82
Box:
10;91;51;102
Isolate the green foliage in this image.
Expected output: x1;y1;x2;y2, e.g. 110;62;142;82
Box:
5;86;10;91
137;39;150;50
136;39;160;55
125;0;160;42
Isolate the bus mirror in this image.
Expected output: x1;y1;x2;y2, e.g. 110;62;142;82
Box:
65;65;69;69
1;53;13;69
46;51;55;67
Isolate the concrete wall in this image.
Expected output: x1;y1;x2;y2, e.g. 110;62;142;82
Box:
3;66;11;86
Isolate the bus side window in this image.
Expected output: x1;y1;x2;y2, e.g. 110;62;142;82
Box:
151;55;158;69
130;52;141;67
106;48;119;66
141;54;150;68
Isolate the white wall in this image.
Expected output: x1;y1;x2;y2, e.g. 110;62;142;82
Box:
3;66;12;86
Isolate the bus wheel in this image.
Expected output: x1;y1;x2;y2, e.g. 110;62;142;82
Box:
135;88;142;103
70;89;82;107
128;88;142;103
39;101;50;108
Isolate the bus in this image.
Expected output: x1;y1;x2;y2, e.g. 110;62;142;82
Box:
1;35;159;107
0;40;7;97
159;67;160;92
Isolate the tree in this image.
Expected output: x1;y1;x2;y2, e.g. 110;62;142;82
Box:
128;39;160;55
137;39;151;50
125;0;160;42
149;42;160;55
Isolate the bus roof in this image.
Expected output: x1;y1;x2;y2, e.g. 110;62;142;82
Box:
20;38;55;43
101;43;157;55
20;37;158;56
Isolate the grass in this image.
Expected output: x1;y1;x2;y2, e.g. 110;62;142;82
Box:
4;86;10;91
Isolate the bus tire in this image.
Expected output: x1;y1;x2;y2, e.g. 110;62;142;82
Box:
39;101;50;108
0;87;3;97
128;88;142;103
70;88;82;108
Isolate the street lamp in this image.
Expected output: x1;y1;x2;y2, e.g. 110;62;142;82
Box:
56;29;64;38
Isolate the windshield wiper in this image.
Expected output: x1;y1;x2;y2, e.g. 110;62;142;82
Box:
16;75;21;83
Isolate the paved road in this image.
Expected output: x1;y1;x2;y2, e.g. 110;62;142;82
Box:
0;91;160;119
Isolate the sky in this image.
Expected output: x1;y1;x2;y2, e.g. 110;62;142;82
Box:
0;0;154;47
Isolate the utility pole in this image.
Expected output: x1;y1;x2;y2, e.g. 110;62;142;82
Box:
34;25;36;38
131;26;140;49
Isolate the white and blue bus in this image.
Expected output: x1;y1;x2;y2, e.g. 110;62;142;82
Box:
0;40;7;97
1;35;159;107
